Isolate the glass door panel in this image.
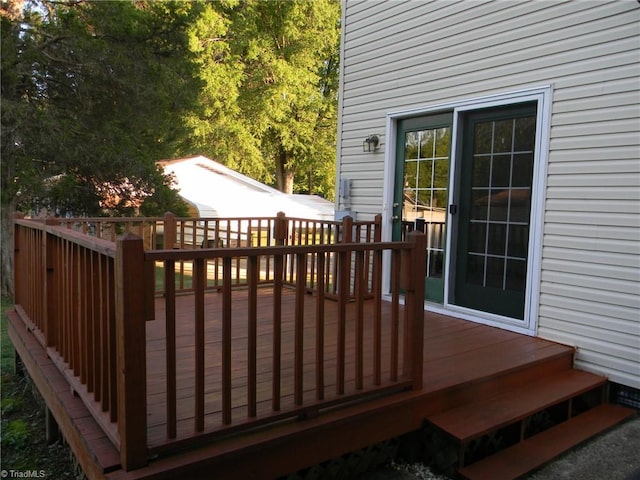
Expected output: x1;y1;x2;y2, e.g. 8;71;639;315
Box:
454;103;536;319
394;113;452;303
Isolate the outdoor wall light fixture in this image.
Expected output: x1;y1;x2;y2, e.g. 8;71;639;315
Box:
363;134;380;153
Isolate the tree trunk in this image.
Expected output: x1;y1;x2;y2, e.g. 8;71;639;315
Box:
275;148;295;194
0;199;16;297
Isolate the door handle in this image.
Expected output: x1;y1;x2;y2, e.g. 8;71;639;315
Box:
449;204;458;215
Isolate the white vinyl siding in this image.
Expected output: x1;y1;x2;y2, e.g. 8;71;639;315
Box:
337;0;640;388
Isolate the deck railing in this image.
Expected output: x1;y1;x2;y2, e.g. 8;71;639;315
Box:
55;212;382;298
12;214;424;471
13;217;121;446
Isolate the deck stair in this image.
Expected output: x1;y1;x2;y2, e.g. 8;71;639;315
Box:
426;365;635;480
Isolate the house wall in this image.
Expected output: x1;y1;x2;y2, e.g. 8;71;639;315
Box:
337;0;640;388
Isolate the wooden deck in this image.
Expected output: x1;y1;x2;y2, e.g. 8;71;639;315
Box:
9;289;577;479
144;288;570;453
10;214;633;480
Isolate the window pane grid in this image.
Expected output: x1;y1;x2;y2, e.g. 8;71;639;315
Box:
468;116;534;291
403;127;450;279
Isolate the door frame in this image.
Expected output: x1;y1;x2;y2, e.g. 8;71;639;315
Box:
381;86;553;335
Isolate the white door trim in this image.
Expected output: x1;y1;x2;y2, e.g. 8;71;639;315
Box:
382;86;553;336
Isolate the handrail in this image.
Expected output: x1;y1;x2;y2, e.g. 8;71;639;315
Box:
145;241;409;260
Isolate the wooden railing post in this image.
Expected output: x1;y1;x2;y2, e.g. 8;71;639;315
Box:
163;212;177;249
272;212;286;411
403;231;426;390
374;214;382;243
115;233;148;470
274;211;287;246
341;215;353;244
340;215;354;298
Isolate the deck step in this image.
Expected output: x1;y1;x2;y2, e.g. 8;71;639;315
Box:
427;369;606;442
458;403;635;480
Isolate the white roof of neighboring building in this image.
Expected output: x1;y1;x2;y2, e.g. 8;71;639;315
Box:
159;156;334;220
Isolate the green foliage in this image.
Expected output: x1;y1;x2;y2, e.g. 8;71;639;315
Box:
1;1;201;217
139;171;191;218
183;2;265;177
1;396;23;415
240;0;340;197
188;0;340;197
2;418;30;449
1;296;14;374
0;298;31;451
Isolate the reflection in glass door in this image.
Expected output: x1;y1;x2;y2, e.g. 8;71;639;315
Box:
454;103;537;319
394;113;452;303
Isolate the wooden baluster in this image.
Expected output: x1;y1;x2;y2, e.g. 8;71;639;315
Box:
107;256;118;422
390;248;401;382
94;250;103;406
315;251;326;400
272;251;283;412
87;249;96;396
194;258;205;431
309;222;317;289
328;223;336;295
272;212;286;411
355;248;365;390
337;247;348;395
71;241;80;375
234;219;241;281
62;238;70;366
165;260;177;439
294;252;306;405
79;246;88;386
44;219;59;348
222;257;232;425
373;244;383;386
214;220;221;284
248;255;258;417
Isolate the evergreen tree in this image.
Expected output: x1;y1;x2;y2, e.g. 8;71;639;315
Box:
189;0;340;196
1;0;197;295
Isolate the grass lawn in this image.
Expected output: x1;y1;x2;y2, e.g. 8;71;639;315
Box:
1;296;77;478
154;262;246;291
